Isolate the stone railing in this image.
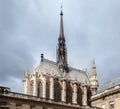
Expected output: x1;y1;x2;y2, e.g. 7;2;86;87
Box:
0;86;10;94
1;91;81;108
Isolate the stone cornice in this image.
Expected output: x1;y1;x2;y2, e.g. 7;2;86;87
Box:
90;85;120;101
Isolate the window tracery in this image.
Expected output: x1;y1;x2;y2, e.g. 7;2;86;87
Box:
37;81;42;97
54;79;61;102
66;81;72;104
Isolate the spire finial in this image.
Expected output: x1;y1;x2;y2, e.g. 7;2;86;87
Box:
41;53;44;62
93;59;95;64
92;59;97;75
60;3;63;16
92;59;96;68
24;68;28;77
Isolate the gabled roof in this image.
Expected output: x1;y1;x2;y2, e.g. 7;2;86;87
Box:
36;58;90;84
97;77;120;93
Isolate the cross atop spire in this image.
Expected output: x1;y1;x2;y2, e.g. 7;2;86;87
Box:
56;8;68;73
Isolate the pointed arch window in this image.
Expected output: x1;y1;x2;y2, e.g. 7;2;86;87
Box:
66;81;72;104
77;85;82;106
54;78;61;102
37;82;42;97
46;76;50;100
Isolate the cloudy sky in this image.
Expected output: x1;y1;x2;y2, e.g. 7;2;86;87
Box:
0;0;120;93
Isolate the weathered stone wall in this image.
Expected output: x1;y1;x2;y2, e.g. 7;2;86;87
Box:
0;94;91;109
23;73;90;106
91;92;120;109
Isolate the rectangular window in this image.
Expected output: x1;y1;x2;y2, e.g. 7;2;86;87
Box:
43;106;47;109
102;104;105;109
110;101;114;109
30;105;35;109
16;103;22;109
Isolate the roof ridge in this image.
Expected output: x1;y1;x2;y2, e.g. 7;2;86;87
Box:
98;76;120;93
43;58;56;64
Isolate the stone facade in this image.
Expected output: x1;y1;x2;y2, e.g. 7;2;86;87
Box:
91;78;120;109
0;87;92;109
23;71;91;106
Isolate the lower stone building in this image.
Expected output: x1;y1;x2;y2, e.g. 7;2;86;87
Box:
91;77;120;109
0;86;102;109
0;87;90;109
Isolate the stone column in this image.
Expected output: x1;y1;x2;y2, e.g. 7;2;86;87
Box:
23;72;30;95
61;80;66;102
82;85;87;106
72;83;77;104
33;75;37;96
50;76;54;100
42;76;46;98
24;77;30;94
23;78;28;94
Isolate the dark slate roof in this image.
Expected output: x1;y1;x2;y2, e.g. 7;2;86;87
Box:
97;77;120;93
36;58;90;84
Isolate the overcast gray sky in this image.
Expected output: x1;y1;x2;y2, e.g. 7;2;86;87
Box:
0;0;120;93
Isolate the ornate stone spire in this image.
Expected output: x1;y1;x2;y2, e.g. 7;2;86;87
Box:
92;59;96;75
90;59;99;95
56;8;68;73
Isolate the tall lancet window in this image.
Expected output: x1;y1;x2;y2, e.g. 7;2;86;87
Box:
66;81;72;104
37;82;42;97
46;76;50;100
54;78;61;102
77;85;82;106
87;86;92;106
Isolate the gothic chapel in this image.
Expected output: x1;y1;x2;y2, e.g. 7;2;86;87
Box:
23;10;99;107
